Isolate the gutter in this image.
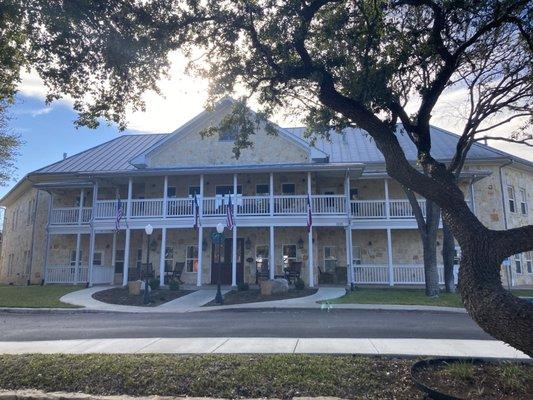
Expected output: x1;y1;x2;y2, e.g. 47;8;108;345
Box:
498;159;514;288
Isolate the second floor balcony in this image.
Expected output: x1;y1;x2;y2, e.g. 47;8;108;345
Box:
48;196;437;225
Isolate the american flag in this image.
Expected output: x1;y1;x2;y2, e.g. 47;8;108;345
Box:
115;198;124;231
193;193;200;229
306;194;313;232
226;195;234;230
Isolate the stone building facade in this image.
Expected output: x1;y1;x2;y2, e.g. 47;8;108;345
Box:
1;99;531;287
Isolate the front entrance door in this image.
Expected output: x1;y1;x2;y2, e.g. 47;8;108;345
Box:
211;237;244;285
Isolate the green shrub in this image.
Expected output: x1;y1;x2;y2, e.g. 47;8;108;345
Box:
149;278;160;291
169;279;180;291
294;278;305;290
237;282;249;291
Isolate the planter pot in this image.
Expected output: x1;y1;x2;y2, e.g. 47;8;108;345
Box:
128;280;142;296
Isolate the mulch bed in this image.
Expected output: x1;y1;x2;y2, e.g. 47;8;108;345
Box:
92;288;194;307
204;288;317;306
414;359;533;399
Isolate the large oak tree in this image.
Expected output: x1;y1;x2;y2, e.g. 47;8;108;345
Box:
3;0;532;354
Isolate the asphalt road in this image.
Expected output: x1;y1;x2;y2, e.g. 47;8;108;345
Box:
0;308;492;341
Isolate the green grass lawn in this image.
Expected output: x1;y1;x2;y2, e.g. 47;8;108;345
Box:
0;285;83;308
329;287;533;308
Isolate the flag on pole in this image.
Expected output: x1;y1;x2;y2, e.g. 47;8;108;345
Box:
193;193;200;229
226;195;235;230
306;194;313;232
115;197;124;231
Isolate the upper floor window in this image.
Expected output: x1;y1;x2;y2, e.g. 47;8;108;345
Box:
256;184;269;195
188;186;200;197
215;185;242;195
526;251;532;274
507;185;516;213
519;188;527;215
514;253;522;274
281;183;296;195
167;187;177;198
218;126;238;142
349;188;359;200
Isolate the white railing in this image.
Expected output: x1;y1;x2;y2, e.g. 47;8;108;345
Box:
94;200;122;219
46;264;113;284
130;199;163;218
167;198;194;217
238;196;270;215
53;196;443;223
274;195;307;215
389;199;427;218
352;264;445;285
50;207;93;225
351;200;386;218
312;195;346;215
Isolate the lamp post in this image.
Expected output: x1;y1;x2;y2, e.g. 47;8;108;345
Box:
211;223;225;304
144;224;153;304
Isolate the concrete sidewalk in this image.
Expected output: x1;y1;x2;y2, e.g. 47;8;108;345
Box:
0;337;528;359
55;286;468;314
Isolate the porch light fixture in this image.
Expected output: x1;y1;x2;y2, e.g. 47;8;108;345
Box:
298;238;304;249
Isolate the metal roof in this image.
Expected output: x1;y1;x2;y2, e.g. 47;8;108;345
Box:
284;125;518;164
32;125;525;176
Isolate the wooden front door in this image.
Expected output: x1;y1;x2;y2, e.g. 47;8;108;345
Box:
211;237;244;285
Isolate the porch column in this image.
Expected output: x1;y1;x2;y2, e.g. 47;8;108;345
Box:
88;182;98;286
122;229;131;286
43;192;53;284
269;172;274;216
384;179;390;219
197;174;204;286
307;172;314;287
387;228;394;286
159;227;166;287
231;173;238;286
269;226;275;279
344;172;353;285
348;228;354;285
74;233;82;284
162;176;168;218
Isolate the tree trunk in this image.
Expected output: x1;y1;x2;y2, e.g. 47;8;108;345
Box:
422;229;440;297
442;221;456;293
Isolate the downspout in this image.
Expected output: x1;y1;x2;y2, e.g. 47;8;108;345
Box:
27;190;40;285
498;159;514;289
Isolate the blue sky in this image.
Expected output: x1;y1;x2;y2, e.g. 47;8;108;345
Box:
1;95;138;199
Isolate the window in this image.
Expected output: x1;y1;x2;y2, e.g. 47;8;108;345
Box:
24;250;31;275
218;126;238;141
115;249;124;273
215;185;243;195
514;253;522;274
93;251;103;266
167;187;177;198
256;184;269;195
186;245;198;272
352;245;362;265
281;183;295;195
136;249;143;270
324;246;337;271
164;247;174;271
349;188;359;200
526;252;532;274
70;250;82;266
188;186;200;197
256;245;269;269
282;244;297;267
7;254;14;276
519;188;527;215
508;185;516;213
453;246;461;266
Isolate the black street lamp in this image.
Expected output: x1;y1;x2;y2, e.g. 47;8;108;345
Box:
144;224;153;305
211;222;225;304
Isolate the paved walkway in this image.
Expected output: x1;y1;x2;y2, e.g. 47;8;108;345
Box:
55;286;468;313
0;337;527;358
